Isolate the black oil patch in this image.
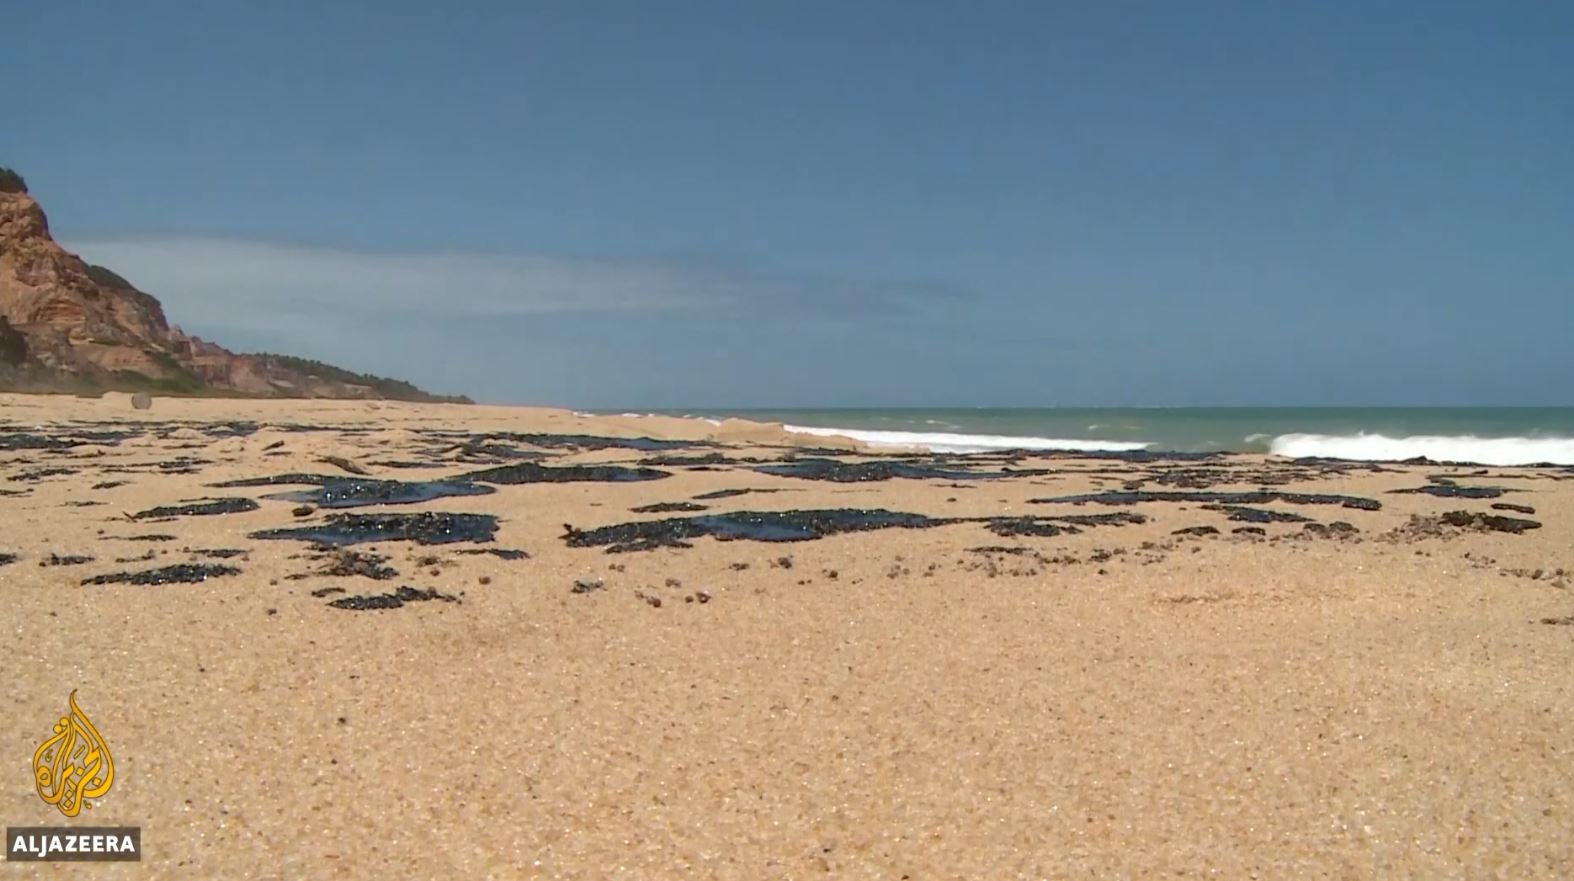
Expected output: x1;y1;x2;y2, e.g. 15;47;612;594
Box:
643;452;733;467
981;512;1149;538
318;549;399;580
427;430;699;453
1051;512;1149;527
1390;485;1509;499
563;508;949;552
328;585;461;610
1031;490;1382;512
692;488;787;501
0;433;76;451
506;433;698;452
1439;511;1541;534
190;549;248;559
210;473;338;488
1303;522;1360;538
251;512;500;546
455;548;530;561
631;501;709;513
82;564;241;586
562;507;1148;552
1201;504;1314;524
133;498;260;519
985;518;1073;538
753;457;993;483
460;462;670;484
264;478;494;509
967;546;1038;556
451;441;552;462
9;467;76;482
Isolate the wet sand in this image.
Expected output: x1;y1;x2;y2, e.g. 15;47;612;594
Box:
3;393;1572;879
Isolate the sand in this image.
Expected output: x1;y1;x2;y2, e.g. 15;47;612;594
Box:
2;393;1571;879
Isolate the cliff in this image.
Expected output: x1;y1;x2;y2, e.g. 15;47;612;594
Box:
0;168;470;403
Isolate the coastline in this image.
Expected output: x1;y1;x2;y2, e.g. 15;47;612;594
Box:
4;392;1572;878
648;406;1574;464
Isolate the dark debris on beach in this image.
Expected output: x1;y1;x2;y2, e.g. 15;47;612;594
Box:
252;512;500;546
132;497;260;519
455;547;530;561
1202;504;1313;524
328;585;461;611
327;588;459;610
564;508;949;553
1031;489;1383;512
82;563;241;586
460;461;670;485
631;501;709;514
1390;484;1511;499
264;478;494;509
317;548;399;580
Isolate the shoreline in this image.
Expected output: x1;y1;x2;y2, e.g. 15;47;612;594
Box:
11;393;1574;466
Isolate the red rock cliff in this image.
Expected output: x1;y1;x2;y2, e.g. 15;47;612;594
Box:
0;175;468;403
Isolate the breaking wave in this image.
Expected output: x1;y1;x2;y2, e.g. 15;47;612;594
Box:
1268;433;1574;466
783;424;1151;454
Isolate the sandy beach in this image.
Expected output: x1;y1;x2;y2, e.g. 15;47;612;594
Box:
3;393;1572;879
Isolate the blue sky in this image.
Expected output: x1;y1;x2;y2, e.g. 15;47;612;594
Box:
4;1;1571;406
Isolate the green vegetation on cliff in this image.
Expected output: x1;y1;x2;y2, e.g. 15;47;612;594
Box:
254;354;474;404
85;263;136;289
0;167;26;194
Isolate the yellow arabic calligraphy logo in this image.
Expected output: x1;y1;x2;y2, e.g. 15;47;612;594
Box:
33;690;115;817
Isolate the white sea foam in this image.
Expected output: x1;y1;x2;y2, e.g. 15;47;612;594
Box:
1269;433;1574;466
784;424;1150;454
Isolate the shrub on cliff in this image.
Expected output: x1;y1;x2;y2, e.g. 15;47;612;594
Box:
86;264;135;290
256;353;473;404
0;167;27;194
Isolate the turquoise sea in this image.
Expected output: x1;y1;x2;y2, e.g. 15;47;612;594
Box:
648;408;1574;465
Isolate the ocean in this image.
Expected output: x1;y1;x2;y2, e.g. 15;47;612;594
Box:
649;407;1574;466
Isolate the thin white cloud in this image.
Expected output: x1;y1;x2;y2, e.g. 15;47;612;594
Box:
70;237;725;323
67;236;960;333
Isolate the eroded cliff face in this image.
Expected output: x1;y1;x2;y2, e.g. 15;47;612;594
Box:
0;184;467;402
0;190;176;380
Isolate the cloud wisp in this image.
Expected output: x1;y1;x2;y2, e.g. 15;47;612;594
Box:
68;236;960;332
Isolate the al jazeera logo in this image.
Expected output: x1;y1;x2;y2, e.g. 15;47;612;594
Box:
6;691;140;862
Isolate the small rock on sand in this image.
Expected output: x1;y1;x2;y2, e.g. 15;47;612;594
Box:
131;392;153;410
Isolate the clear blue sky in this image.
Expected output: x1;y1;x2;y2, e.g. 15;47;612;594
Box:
4;1;1571;406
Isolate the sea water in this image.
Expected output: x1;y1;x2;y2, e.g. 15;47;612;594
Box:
649;408;1574;466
